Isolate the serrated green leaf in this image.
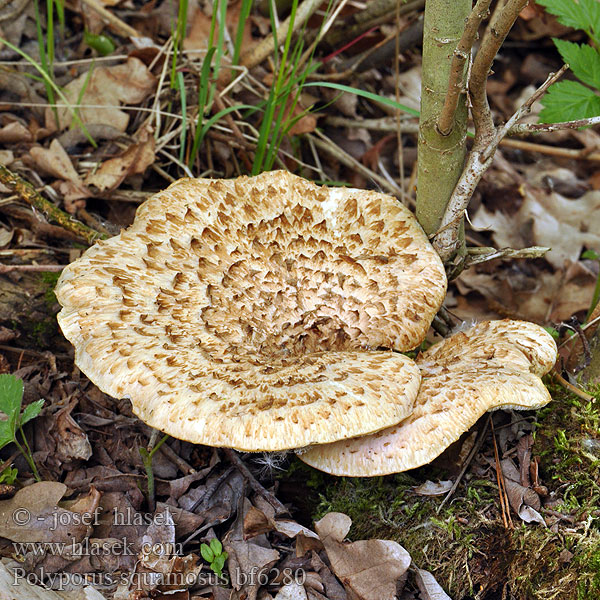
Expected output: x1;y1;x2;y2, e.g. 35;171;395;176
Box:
554;39;600;89
21;399;44;426
0;375;23;418
200;543;215;563
0;421;14;450
537;0;600;37
539;80;600;122
209;538;223;555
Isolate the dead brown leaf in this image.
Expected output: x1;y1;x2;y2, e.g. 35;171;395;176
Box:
314;513;411;600
0;482;89;544
46;57;156;133
85;126;156;192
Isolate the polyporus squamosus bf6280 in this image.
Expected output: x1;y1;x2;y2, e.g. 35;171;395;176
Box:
299;320;558;476
55;170;447;452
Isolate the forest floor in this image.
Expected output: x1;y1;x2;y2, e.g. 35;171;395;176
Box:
0;0;600;598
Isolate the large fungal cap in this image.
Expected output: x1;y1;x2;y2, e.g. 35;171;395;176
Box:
56;171;445;452
298;320;557;476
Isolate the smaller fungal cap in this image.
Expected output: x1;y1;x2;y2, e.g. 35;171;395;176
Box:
298;320;557;476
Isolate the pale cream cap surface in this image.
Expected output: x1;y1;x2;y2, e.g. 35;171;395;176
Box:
56;171;446;451
298;320;557;475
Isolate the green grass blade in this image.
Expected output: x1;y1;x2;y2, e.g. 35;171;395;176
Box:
304;82;420;116
171;0;188;88
0;36;97;147
189;47;217;168
196;103;254;147
233;0;253;66
177;70;187;163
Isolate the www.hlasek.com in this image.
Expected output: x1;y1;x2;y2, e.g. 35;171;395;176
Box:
13;566;308;591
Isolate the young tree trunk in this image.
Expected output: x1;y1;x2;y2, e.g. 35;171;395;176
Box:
416;0;471;237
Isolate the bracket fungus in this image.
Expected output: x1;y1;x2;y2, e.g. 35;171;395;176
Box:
298;320;558;476
55;171;447;452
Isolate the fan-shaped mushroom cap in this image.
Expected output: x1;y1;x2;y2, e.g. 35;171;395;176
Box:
56;171;445;451
298;320;557;476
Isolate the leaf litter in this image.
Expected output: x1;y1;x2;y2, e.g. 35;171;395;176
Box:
0;0;599;598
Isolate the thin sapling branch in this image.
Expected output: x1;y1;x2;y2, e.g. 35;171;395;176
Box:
438;0;493;136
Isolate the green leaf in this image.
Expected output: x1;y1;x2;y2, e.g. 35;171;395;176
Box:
554;39;600;89
0;375;23;416
0;421;14;450
200;543;215;563
539;80;600;122
211;554;226;575
582;249;600;260
21;399;44;426
537;0;600;36
209;538;223;555
83;31;116;56
0;466;18;485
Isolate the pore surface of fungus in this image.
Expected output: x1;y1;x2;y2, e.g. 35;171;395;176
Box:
56;171;446;451
298;320;557;476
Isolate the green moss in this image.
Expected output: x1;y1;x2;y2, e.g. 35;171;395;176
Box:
40;271;61;307
300;382;600;599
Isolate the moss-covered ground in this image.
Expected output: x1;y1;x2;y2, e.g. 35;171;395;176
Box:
282;383;600;600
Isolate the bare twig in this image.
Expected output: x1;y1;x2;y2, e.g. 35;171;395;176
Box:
224;449;289;516
308;131;405;198
438;418;490;511
0;264;65;273
491;418;514;529
500;137;600;161
464;245;550;267
438;0;493;136
0;165;106;244
509;114;600;135
483;65;569;161
239;0;323;71
552;369;594;402
80;0;140;38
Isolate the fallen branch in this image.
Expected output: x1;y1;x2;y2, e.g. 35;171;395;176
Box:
0;164;106;245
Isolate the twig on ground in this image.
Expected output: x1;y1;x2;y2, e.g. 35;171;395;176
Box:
325;115;419;133
0;165;106;244
308;131;404;198
0;264;65;273
224;449;290;516
79;0;140;38
500;138;600;161
158;442;196;475
438;0;493;136
552;369;594;402
239;0;322;72
491;417;514;529
438;418;490;511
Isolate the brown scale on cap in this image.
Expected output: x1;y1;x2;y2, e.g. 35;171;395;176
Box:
56;171;446;451
299;320;557;476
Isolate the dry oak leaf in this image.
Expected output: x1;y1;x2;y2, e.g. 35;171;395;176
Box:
0;482;89;544
45;57;156;133
314;513;411;600
472;174;600;268
85;126;156;192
